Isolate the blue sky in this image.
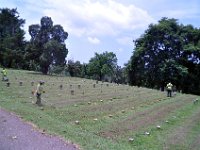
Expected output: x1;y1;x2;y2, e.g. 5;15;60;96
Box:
1;0;200;66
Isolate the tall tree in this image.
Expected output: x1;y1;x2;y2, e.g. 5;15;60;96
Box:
87;51;117;80
128;18;200;94
25;16;68;74
0;8;26;68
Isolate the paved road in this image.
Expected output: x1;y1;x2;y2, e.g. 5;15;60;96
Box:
0;108;79;150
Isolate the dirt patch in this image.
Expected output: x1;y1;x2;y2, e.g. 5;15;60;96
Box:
99;95;194;139
190;134;200;150
164;107;200;150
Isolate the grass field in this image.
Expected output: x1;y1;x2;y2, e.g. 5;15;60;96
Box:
0;68;200;150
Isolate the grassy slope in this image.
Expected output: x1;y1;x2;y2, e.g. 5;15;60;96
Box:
0;68;200;150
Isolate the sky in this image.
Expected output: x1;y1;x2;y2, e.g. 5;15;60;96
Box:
1;0;200;66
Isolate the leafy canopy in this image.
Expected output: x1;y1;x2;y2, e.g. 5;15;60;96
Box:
87;51;117;81
25;16;68;74
128;18;200;94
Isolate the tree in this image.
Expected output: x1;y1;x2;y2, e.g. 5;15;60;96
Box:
180;25;200;94
159;59;188;91
113;65;127;84
87;51;117;81
80;63;88;78
66;60;82;77
0;8;26;68
128;18;200;94
25;16;68;74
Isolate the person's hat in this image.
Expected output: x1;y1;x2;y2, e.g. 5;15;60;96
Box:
39;80;45;84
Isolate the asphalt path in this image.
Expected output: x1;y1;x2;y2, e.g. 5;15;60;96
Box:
0;108;79;150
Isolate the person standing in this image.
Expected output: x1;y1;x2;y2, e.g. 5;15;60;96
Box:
166;82;173;97
1;68;8;81
35;81;45;106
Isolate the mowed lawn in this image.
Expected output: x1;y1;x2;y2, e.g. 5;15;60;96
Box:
0;68;200;150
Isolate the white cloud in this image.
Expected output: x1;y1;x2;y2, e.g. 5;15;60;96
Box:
40;0;154;38
88;37;100;44
2;0;199;66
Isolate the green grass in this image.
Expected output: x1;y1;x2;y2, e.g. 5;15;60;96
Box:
0;68;200;150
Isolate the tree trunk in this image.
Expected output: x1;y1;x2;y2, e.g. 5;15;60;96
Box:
41;66;48;74
99;72;102;81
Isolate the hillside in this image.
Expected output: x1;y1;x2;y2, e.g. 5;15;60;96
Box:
0;68;200;150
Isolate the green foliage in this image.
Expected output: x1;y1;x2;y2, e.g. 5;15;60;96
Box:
0;8;26;68
87;51;117;81
66;59;82;77
160;59;188;89
113;65;127;84
25;16;68;74
128;18;200;94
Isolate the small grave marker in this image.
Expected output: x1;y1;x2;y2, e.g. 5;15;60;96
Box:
71;90;74;95
6;82;10;87
75;120;80;125
19;81;23;86
128;138;134;142
156;125;161;129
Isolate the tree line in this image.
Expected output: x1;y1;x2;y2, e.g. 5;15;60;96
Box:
127;18;200;95
0;8;126;83
1;8;200;95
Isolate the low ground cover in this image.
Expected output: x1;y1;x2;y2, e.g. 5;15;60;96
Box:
0;68;200;150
